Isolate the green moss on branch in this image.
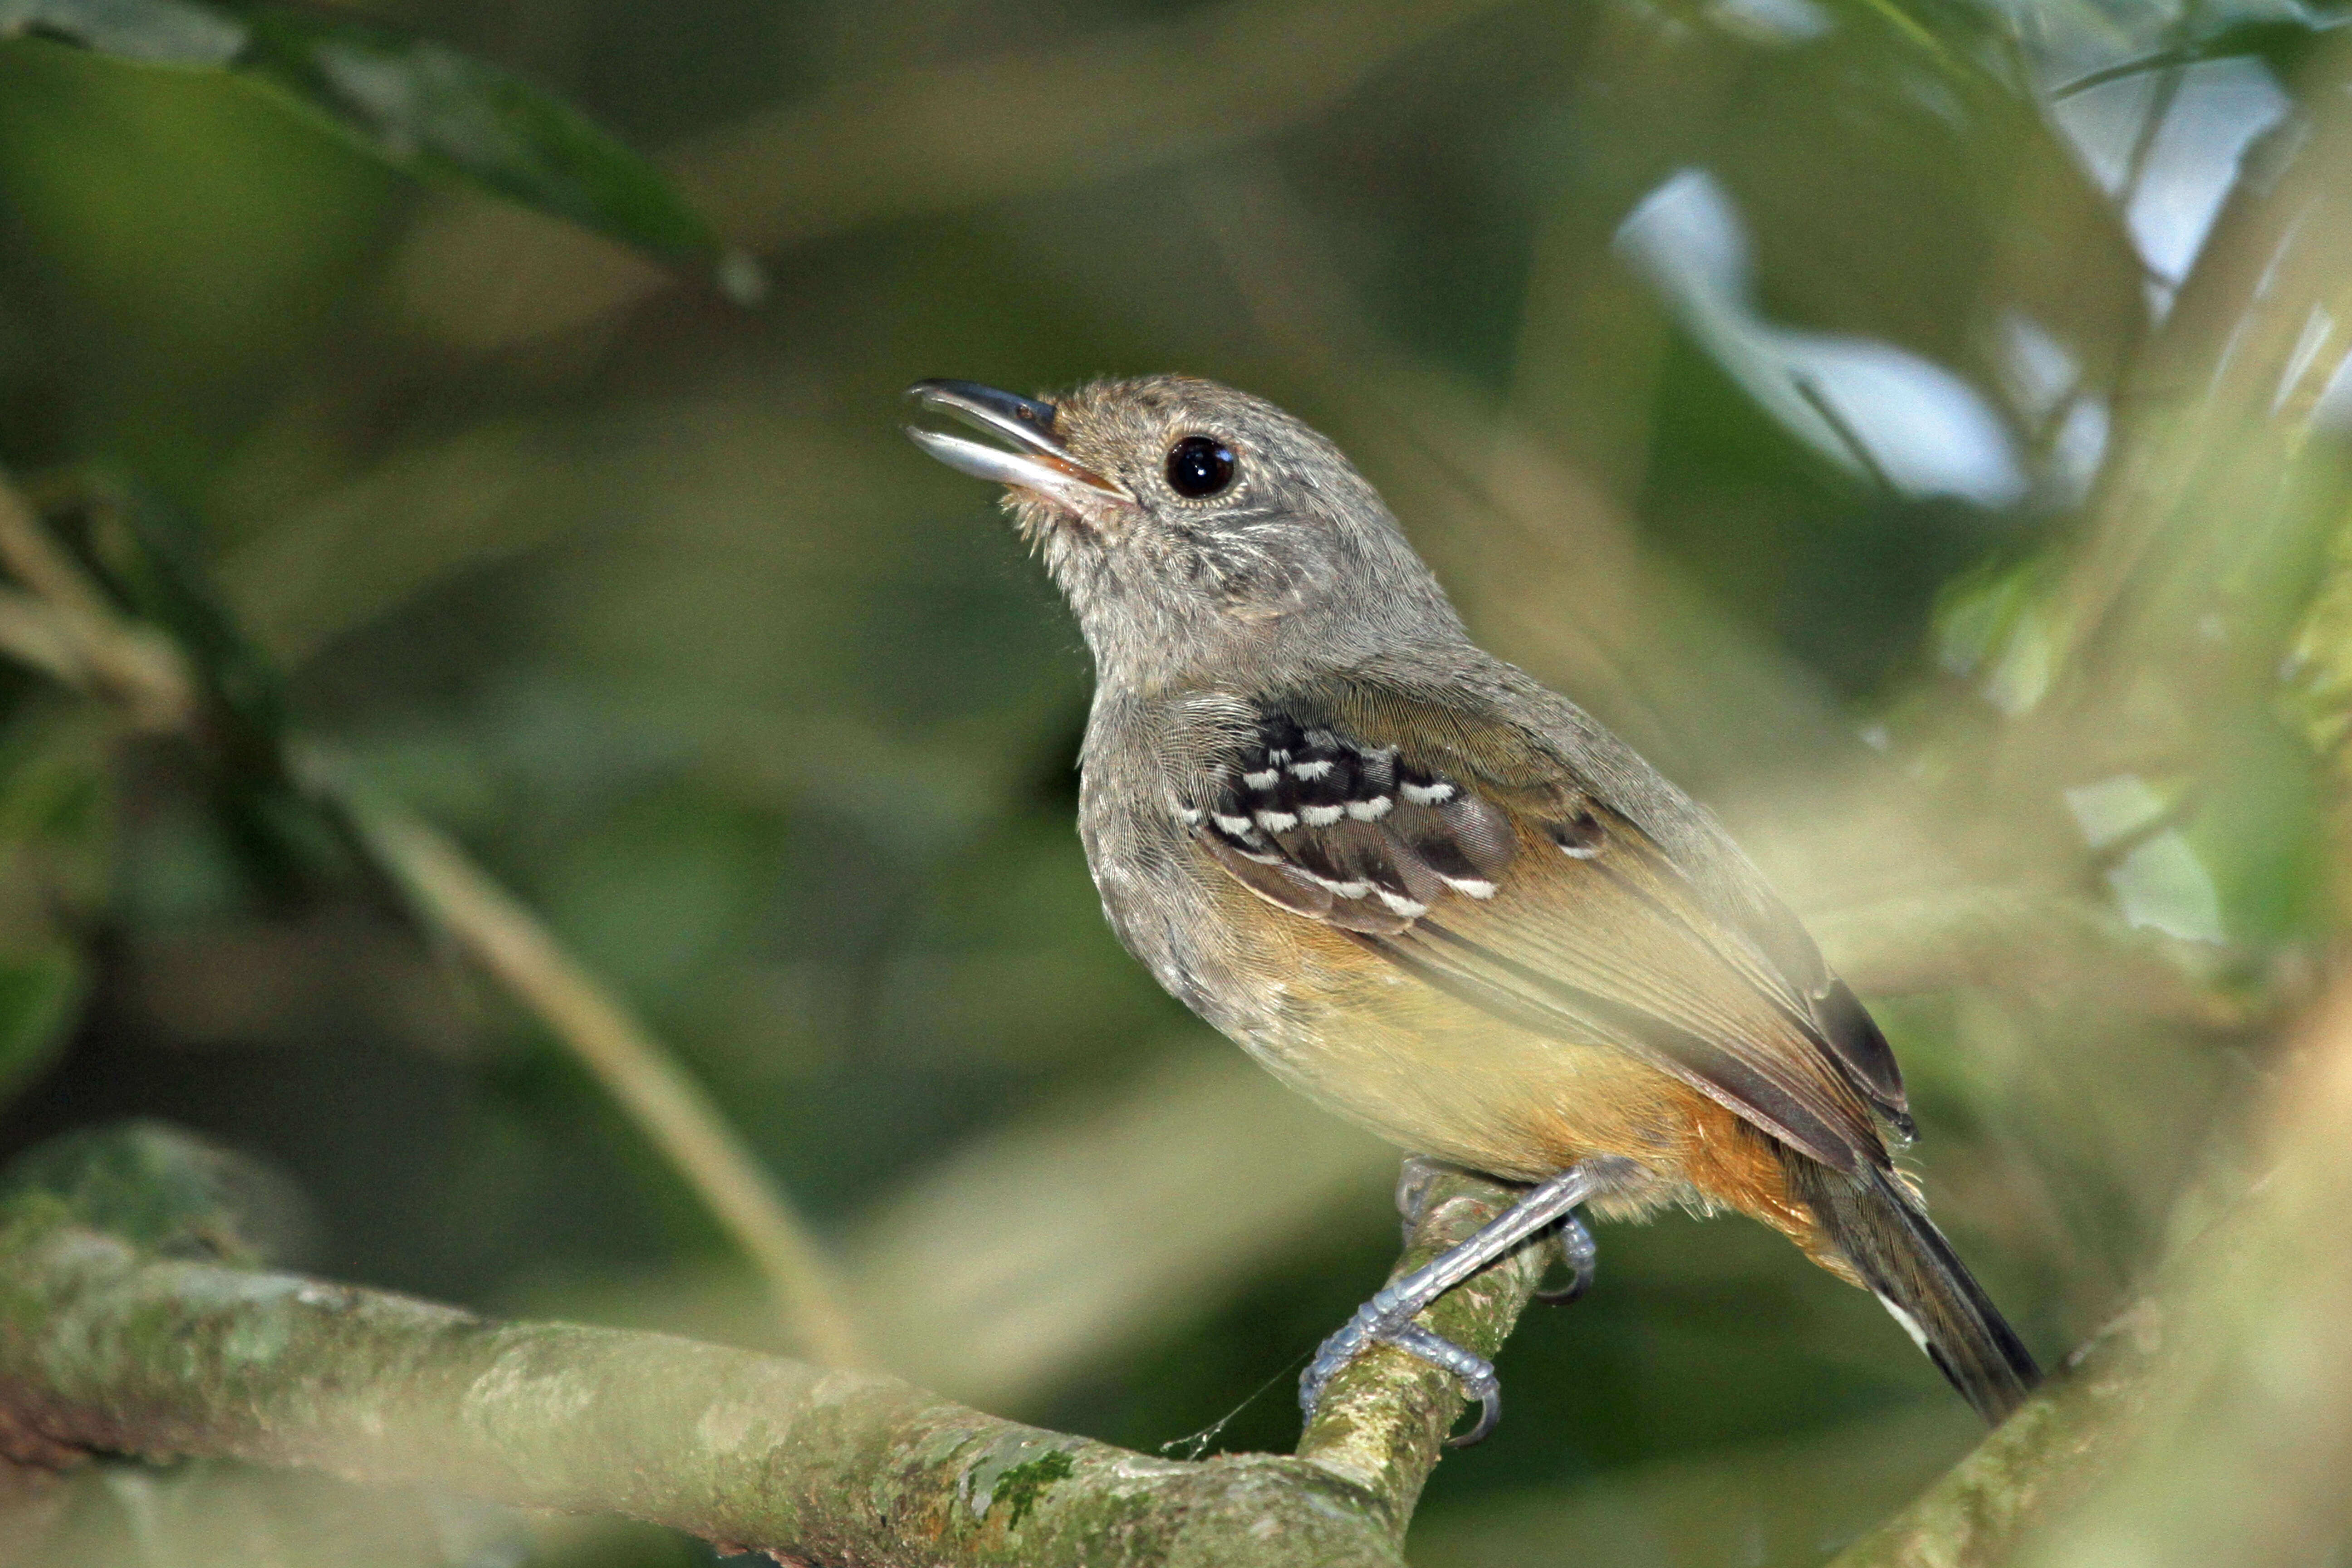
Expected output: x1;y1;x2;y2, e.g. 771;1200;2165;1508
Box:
0;1128;1552;1566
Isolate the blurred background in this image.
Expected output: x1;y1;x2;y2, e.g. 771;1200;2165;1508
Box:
2;0;2350;1563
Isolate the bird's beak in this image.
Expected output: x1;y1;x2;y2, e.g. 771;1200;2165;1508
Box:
904;380;1134;508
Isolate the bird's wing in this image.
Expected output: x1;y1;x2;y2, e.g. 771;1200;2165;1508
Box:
1177;685;1888;1174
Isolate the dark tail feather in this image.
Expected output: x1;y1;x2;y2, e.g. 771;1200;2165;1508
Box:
1790;1156;2042;1424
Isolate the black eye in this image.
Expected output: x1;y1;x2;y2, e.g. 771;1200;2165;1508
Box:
1165;435;1237;498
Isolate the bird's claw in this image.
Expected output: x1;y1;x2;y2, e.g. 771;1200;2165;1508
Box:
1387;1322;1503;1446
1298;1297;1503;1447
1394;1155;1449;1244
1534;1214;1597;1305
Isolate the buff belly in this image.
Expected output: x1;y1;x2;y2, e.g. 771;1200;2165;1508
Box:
1090;808;1826;1255
1215;908;1823;1248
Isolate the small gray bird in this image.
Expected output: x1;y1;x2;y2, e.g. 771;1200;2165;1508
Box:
906;374;2039;1443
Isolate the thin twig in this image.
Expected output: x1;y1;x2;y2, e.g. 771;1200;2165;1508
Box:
314;764;863;1367
0;482;115;625
0;587;83;689
0;490;196;734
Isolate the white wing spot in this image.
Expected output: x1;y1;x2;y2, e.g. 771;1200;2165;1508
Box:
1289;758;1334;780
1401;781;1455;806
1375;890;1429;917
1254;809;1299;832
1243;769;1280;789
1298;804;1345;827
1444;877;1499;899
1345;796;1392;821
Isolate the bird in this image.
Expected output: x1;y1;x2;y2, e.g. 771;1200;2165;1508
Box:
904;374;2040;1444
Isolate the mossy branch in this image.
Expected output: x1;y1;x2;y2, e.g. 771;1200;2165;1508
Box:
0;1128;1549;1565
1829;967;2352;1568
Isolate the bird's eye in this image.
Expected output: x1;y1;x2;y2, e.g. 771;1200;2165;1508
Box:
1166;435;1238;499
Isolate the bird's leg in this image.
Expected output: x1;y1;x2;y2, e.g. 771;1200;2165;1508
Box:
1303;1156;1634;1447
1399;1155;1592;1301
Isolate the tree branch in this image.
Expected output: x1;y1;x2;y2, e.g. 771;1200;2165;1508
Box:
1826;1303;2159;1567
0;1127;1550;1564
1831;964;2352;1568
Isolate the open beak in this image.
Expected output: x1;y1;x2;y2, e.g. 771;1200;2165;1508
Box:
904;380;1133;508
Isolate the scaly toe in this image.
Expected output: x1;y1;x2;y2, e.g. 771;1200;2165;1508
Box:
1394;1155;1449;1245
1299;1298;1385;1421
1382;1322;1503;1446
1299;1307;1506;1443
1534;1214;1597;1306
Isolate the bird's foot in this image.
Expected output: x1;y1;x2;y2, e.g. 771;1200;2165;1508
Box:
1302;1290;1504;1445
1302;1157;1634;1447
1393;1154;1452;1245
1534;1214;1597;1305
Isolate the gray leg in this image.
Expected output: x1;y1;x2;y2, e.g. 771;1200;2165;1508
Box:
1302;1156;1635;1447
1396;1156;1592;1298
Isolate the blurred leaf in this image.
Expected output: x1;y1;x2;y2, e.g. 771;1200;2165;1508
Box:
0;714;105;1112
1932;555;2059;717
2053;15;2352;103
63;475;289;756
0;0;764;303
0;943;80;1107
1813;0;2033;96
0;710;111;906
2282;507;2352;763
0;1120;309;1265
46;476;399;904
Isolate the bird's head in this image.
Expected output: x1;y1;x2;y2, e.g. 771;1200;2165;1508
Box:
906;375;1462;690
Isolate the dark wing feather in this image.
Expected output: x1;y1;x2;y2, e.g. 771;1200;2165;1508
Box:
1178;691;1891;1174
1728;887;1913;1132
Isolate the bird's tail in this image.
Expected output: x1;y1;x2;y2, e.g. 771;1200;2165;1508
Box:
1789;1155;2041;1424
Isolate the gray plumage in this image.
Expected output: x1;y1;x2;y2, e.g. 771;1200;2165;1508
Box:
908;373;2037;1425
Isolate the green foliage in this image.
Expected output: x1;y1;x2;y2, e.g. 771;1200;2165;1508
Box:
0;0;759;301
2282;510;2352;760
2050;11;2352;103
0;1119;302;1264
0;943;79;1104
0;0;2349;1563
0;717;106;1115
